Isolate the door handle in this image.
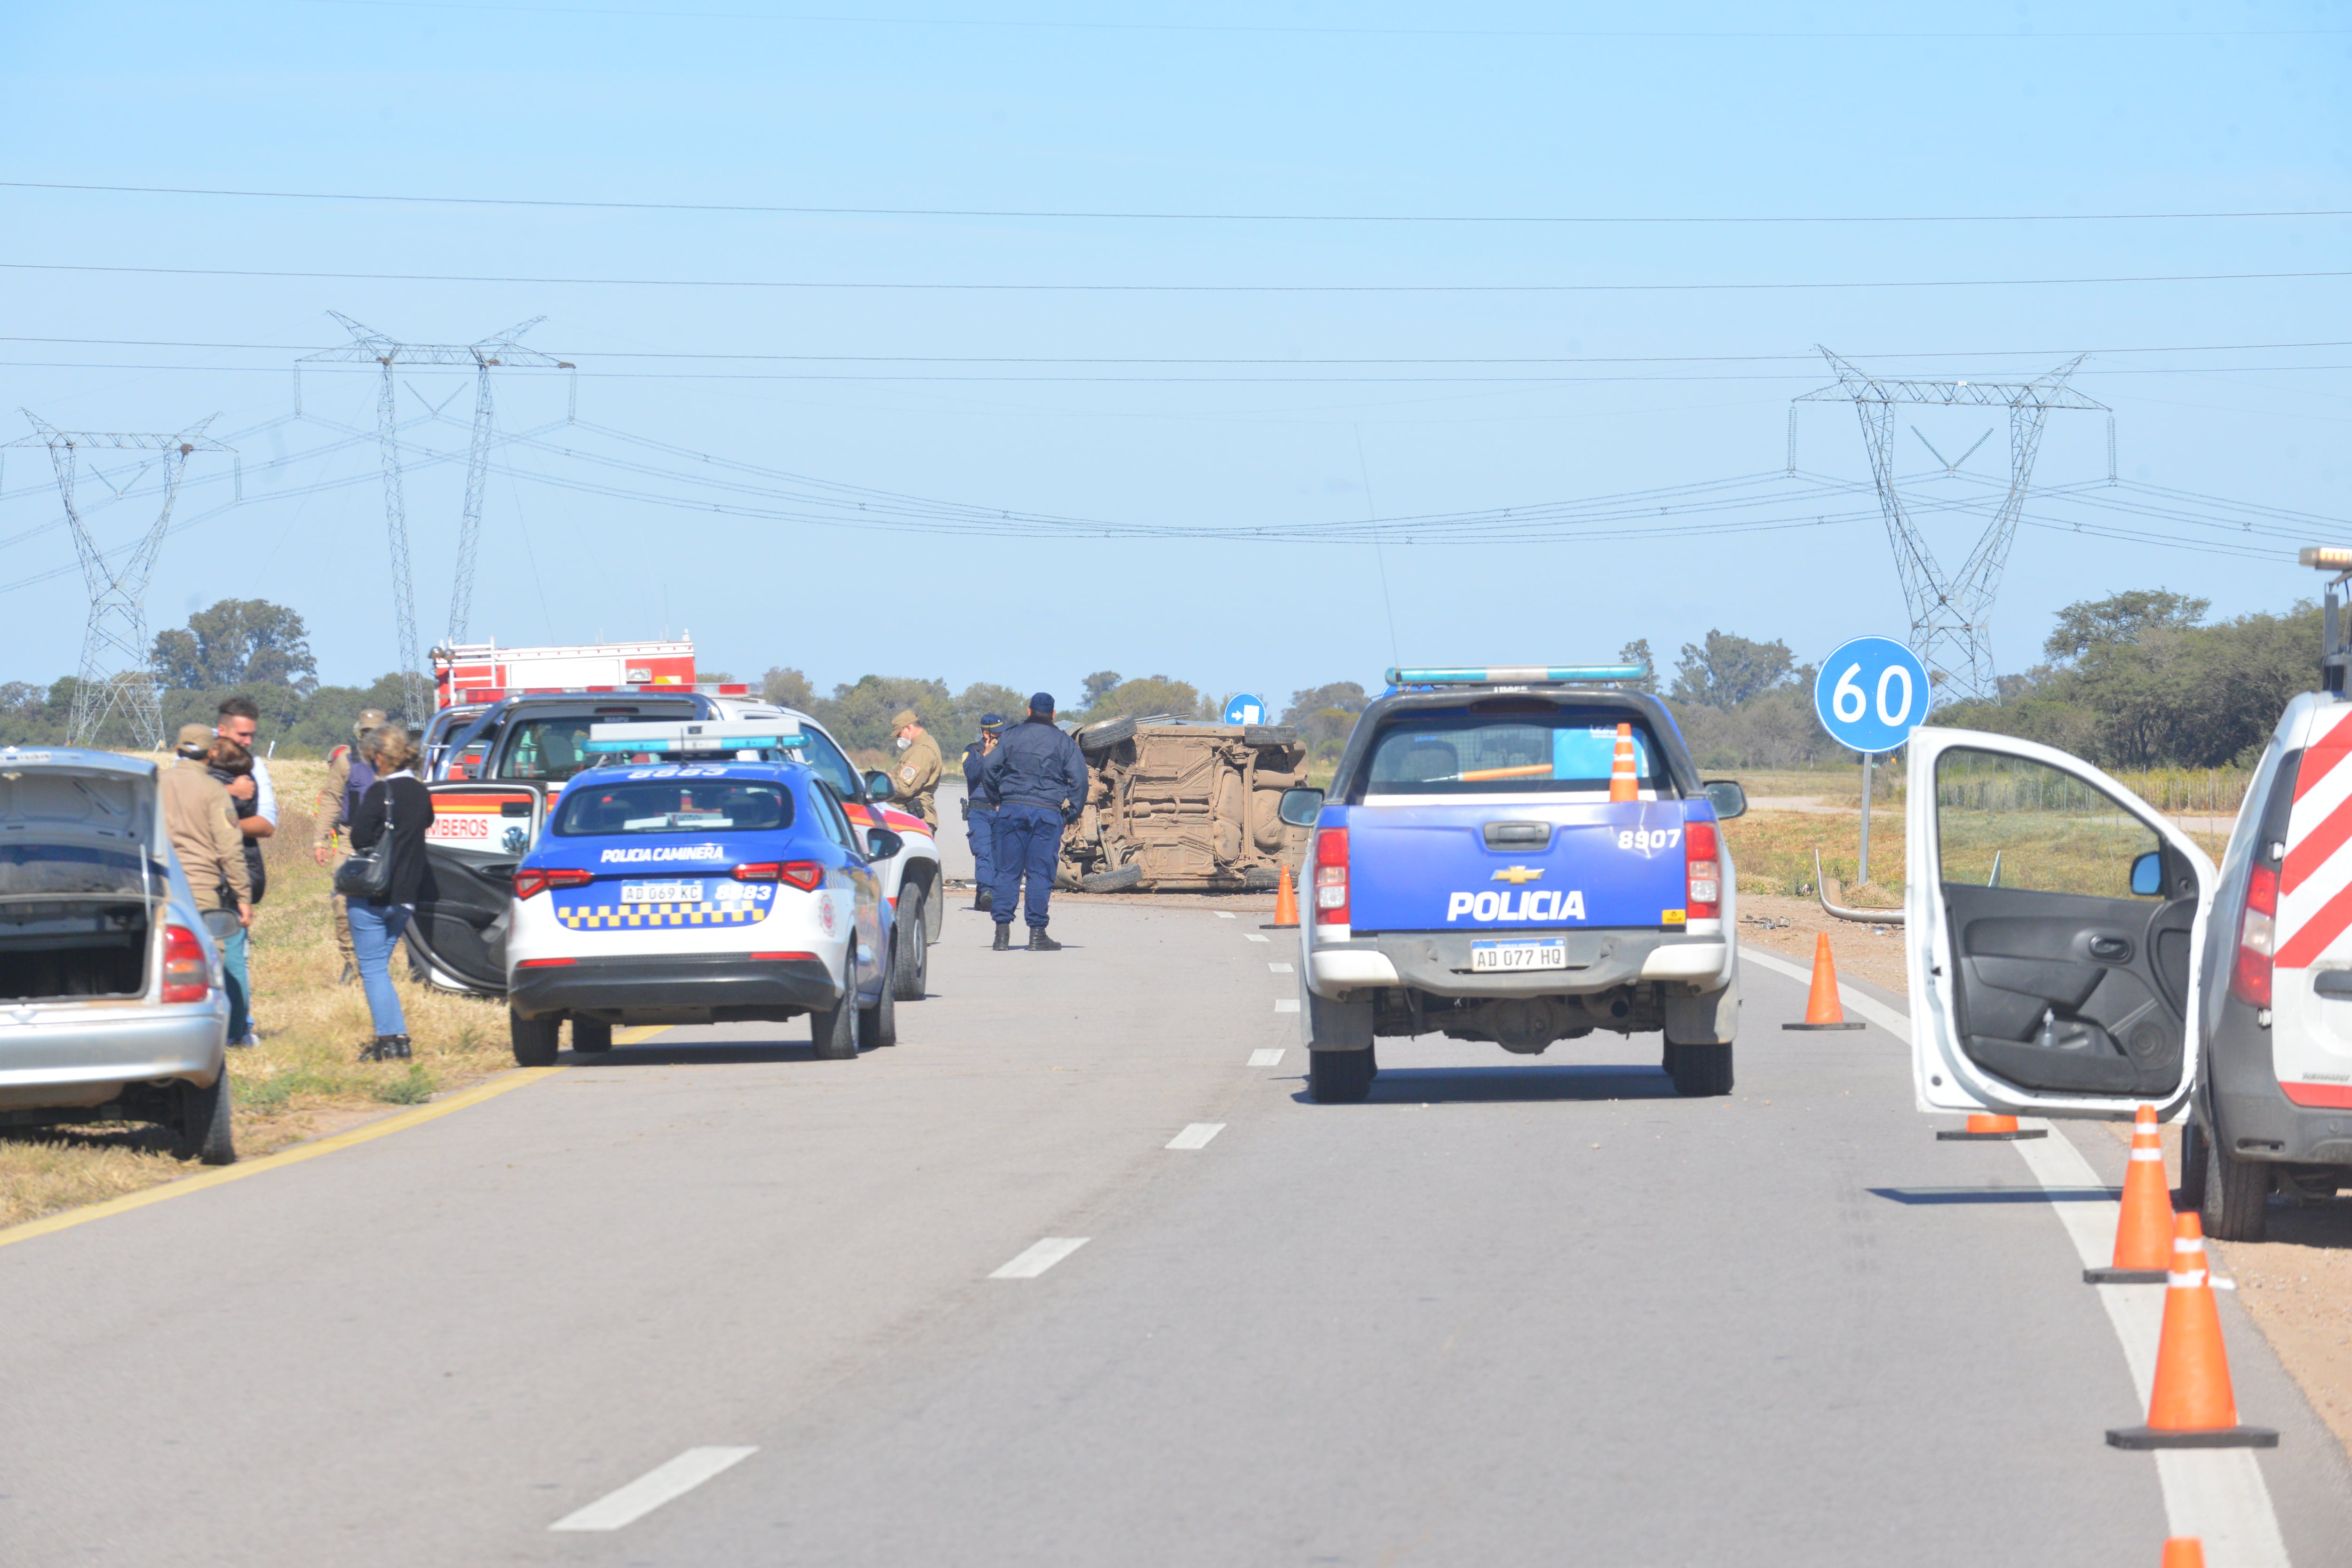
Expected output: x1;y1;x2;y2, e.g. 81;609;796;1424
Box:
2089;935;2132;963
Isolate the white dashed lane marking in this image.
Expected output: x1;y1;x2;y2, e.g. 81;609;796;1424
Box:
549;1447;757;1532
990;1237;1090;1279
1268;962;1293;973
1215;911;1235;919
1274;998;1300;1012
1248;1048;1286;1067
1166;1122;1226;1150
1245;933;1270;943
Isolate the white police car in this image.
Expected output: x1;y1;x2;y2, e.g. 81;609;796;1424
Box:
501;721;904;1064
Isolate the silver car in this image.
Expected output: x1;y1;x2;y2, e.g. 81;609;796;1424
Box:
0;746;235;1163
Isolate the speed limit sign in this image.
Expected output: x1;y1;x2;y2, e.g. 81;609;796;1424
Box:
1813;636;1930;753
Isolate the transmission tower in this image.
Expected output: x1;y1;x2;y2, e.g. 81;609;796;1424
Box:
301;316;572;716
1796;349;2106;705
10;414;230;750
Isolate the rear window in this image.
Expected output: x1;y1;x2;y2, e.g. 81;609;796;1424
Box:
0;842;149;897
548;780;795;837
1361;710;1667;797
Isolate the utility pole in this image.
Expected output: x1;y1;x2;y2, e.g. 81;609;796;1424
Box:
10;413;230;750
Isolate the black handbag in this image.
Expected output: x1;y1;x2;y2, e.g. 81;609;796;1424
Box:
333;787;397;900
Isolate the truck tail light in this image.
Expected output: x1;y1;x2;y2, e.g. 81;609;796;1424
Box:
161;923;211;1003
1685;820;1721;920
1314;828;1350;925
514;867;593;899
2231;863;2277;1008
737;860;825;891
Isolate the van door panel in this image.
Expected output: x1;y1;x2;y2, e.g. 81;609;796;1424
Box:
409;783;545;994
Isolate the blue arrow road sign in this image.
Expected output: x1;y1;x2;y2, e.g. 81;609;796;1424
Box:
1814;637;1930;753
1223;692;1267;725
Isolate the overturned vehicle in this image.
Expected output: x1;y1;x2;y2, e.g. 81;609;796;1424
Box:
1057;717;1315;892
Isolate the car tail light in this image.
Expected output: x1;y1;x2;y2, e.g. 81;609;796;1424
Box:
1314;828;1350;925
161;923;210;1003
1685;820;1721;920
2231;863;2277;1008
514;867;593;899
736;861;825;891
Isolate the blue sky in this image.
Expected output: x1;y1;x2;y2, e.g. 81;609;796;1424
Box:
2;1;2347;710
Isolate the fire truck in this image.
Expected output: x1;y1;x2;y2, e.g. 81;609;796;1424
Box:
431;639;698;710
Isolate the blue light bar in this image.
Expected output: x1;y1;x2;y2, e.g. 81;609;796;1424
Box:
1383;664;1650;686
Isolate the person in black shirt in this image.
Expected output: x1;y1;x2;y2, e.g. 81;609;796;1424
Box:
347;725;438;1062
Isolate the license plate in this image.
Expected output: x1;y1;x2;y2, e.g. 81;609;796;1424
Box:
1470;939;1568;972
621;881;704;904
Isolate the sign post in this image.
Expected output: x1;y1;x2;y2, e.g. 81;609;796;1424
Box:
1812;636;1931;889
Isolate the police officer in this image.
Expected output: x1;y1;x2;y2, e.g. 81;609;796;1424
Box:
960;713;1005;910
977;692;1088;952
312;708;387;984
889;708;944;829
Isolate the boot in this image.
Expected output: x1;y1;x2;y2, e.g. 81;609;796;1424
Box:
358;1035;391;1063
974;887;994;912
1028;926;1062;952
992;923;1011;951
390;1035;413;1061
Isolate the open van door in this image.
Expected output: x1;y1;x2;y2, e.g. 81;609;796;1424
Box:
1905;727;2214;1121
406;782;545;996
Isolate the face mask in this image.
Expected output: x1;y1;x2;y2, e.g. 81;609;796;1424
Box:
896;735;913;750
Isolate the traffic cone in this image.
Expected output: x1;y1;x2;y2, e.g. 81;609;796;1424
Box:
1608;721;1639;802
1782;932;1865;1030
1271;863;1299;929
2106;1213;2278;1449
2161;1541;2205;1568
2086;1104;2173;1284
1937;1109;2049;1142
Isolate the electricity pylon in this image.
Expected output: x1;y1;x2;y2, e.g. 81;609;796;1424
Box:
10;413;230;749
1797;349;2106;705
302;316;572;716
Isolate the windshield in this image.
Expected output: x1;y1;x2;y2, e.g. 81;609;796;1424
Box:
548;778;795;837
1362;710;1667;797
494;710;691;783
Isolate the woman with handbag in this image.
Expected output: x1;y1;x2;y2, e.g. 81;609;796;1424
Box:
341;725;437;1062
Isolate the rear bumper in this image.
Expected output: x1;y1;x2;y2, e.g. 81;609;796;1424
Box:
0;999;229;1111
508;953;842;1024
2207;997;2352;1167
1307;927;1732;998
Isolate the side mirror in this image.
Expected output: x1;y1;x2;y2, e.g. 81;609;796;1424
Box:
863;769;895;799
866;827;905;861
1278;787;1325;828
1702;780;1748;820
2130;850;2164;898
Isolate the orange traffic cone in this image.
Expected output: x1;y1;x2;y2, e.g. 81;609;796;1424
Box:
2086;1104;2173;1284
1938;1108;2050;1142
1781;932;1865;1030
2107;1213;2278;1450
1271;863;1299;929
2161;1541;2205;1568
1607;722;1639;802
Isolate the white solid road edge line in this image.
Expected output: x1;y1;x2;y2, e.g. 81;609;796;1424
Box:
1741;945;2289;1568
1249;1047;1286;1067
990;1236;1090;1279
1166;1122;1226;1150
549;1447;757;1532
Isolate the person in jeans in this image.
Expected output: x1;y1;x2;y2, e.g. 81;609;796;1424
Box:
345;725;437;1062
212;696;277;1029
204;735;267;1046
159;724;251;1028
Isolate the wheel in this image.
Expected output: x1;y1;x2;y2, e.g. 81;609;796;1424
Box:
1079;716;1136;756
1669;1042;1734;1097
1242;724;1296;748
891;884;929;1000
810;961;861;1060
571;1018;614;1054
1307;1047;1375;1104
510;1009;561;1067
2176;1117;2210;1211
174;1069;236;1165
1080;863;1143;893
2201;1120;2270;1242
860;947;898;1048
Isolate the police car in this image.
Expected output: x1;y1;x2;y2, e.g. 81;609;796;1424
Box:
500;721;905;1065
1277;665;1749;1103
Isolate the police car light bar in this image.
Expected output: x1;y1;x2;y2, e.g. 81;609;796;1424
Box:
582;720;804;754
1384;664;1650;687
2302;547;2352;571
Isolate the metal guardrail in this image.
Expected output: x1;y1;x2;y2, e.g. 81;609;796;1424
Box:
1814;849;1906;925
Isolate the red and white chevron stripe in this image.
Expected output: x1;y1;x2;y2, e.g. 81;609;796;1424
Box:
2274;706;2352;971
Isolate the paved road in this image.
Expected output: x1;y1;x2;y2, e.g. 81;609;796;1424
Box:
4;900;2349;1565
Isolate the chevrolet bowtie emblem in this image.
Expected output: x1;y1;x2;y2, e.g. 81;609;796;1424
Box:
1490;865;1545;884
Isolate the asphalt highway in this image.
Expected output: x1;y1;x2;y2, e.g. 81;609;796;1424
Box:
4;896;2350;1566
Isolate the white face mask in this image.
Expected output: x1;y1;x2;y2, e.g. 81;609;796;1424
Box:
896;735;913;750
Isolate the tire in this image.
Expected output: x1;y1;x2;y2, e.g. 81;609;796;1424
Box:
1307;1047;1376;1104
174;1070;236;1165
2201;1120;2270;1242
892;885;929;1000
1243;724;1296;748
510;1009;561;1067
860;948;898;1048
2176;1117;2210;1212
1080;862;1144;893
571;1017;614;1054
1079;716;1136;756
810;963;861;1060
1669;1042;1734;1097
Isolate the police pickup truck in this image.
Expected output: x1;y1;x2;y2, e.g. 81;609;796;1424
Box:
1279;666;1748;1103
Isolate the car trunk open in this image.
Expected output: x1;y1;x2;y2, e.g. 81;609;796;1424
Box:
0;764;163;1003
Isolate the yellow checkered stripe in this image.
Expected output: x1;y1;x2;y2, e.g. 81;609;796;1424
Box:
556;901;769;930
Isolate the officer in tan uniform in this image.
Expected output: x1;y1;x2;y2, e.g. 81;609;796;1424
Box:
312;708;387;983
160;724;253;1030
889;708;944;829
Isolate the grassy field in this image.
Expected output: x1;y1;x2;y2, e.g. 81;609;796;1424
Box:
0;757;516;1230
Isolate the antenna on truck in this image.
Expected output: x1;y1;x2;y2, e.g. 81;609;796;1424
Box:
2301;548;2352;696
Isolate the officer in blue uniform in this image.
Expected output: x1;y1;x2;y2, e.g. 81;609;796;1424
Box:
961;712;1006;910
977;693;1089;951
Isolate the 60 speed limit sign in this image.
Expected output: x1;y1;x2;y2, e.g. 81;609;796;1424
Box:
1812;636;1930;753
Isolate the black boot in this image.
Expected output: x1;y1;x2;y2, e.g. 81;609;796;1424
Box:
390;1035;413;1061
975;887;994;912
1028;926;1062;952
358;1035;391;1063
992;922;1011;951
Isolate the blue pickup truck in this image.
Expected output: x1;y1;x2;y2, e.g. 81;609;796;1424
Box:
1278;666;1748;1102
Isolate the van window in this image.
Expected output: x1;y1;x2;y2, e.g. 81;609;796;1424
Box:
789;726;864;800
1361;710;1665;797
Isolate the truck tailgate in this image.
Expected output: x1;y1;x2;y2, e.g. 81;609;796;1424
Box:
1343;801;1694;932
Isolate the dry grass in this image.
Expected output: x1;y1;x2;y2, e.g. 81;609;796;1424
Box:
0;758;516;1230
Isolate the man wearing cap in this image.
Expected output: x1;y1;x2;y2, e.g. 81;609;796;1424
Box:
160;723;252;1036
977;692;1089;951
313;709;387;983
889;708;945;830
960;713;1006;911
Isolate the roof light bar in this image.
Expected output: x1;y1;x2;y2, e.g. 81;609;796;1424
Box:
1384;664;1651;687
2301;547;2352;571
582;720;805;755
